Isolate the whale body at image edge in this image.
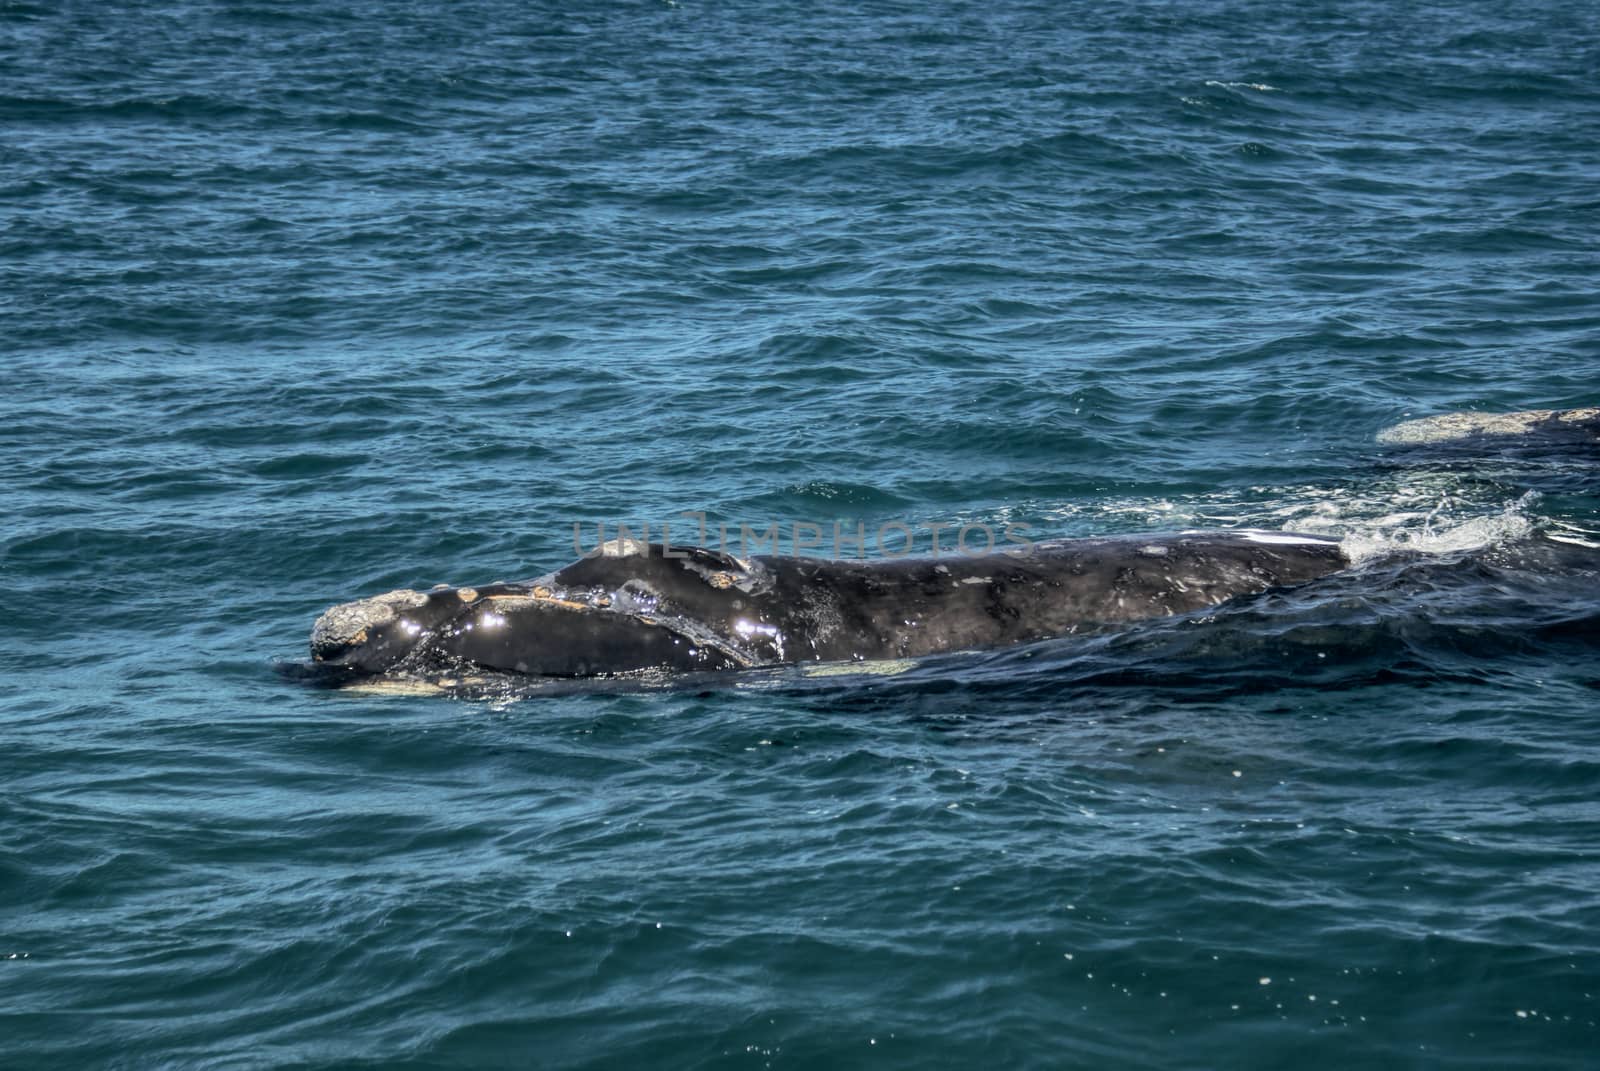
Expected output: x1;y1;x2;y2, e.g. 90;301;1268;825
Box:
306;406;1598;685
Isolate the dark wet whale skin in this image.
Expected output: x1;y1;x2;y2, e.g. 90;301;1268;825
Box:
309;531;1350;680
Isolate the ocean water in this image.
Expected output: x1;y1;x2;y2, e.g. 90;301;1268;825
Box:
3;0;1599;1067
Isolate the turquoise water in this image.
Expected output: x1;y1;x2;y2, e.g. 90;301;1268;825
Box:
4;1;1599;1067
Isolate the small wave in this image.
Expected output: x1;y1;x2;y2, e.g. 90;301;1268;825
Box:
1545;519;1600;550
1203;80;1279;92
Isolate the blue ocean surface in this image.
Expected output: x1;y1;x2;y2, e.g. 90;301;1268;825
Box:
3;0;1599;1067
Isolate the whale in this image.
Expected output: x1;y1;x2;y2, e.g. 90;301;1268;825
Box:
308;530;1350;683
1376;406;1599;446
303;406;1596;688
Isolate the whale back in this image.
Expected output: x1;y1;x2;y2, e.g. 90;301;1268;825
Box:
754;531;1348;662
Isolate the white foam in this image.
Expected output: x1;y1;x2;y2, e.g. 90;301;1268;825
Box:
1337;507;1535;565
1040;477;1542;567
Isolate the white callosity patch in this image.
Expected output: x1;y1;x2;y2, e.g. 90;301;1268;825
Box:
1376;407;1600;445
800;659;916;678
596;538;649;557
310;589;429;654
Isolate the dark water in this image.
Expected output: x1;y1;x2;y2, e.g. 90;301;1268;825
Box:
4;1;1600;1067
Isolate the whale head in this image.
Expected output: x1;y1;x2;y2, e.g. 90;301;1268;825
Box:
310;582;748;681
309;588;465;674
